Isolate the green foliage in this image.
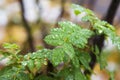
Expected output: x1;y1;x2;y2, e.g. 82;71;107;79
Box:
74;68;87;80
51;48;65;66
72;4;120;49
0;4;120;80
34;75;54;80
45;21;93;48
94;46;107;69
79;52;91;70
0;66;30;80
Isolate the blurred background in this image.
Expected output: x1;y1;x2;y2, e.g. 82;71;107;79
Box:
0;0;120;80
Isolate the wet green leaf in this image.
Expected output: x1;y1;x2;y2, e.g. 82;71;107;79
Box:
79;53;91;70
63;43;75;59
27;60;35;72
72;56;80;68
51;48;65;66
74;68;87;80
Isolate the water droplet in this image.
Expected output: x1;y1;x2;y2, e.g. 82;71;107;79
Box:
22;61;27;66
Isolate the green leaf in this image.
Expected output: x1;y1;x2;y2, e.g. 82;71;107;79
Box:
44;21;82;46
65;74;74;80
15;72;30;80
69;29;93;48
31;49;49;59
34;59;42;70
3;43;20;50
72;4;117;44
45;21;93;49
72;56;80;68
109;71;115;80
98;53;107;69
72;4;94;16
63;43;75;59
2;43;20;54
72;4;84;15
74;10;81;15
57;68;70;77
27;60;35;72
79;52;91;70
94;46;107;69
0;66;30;80
94;45;100;55
57;67;74;80
112;37;120;50
74;68;87;80
51;48;65;66
34;75;54;80
44;34;65;46
22;49;51;73
58;21;81;31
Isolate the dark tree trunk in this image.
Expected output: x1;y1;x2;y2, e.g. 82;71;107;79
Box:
59;0;66;18
71;0;85;5
104;0;120;24
35;0;54;49
19;0;35;52
41;23;54;49
87;0;96;10
55;0;66;27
